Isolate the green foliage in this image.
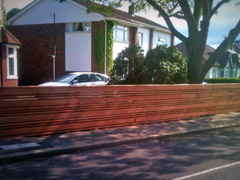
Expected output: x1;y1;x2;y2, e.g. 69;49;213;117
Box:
93;20;115;74
1;0;7;27
106;20;115;74
143;46;187;84
6;8;21;20
93;30;105;73
111;45;147;84
204;78;240;83
111;45;188;84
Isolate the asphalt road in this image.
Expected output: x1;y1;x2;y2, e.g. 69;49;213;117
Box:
1;126;240;180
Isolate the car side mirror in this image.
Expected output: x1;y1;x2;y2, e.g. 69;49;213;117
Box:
71;80;78;84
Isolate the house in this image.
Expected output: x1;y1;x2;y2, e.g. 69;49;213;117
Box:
0;21;21;87
233;40;240;54
7;0;174;85
176;42;240;78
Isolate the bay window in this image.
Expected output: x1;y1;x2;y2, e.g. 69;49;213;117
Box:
7;46;18;79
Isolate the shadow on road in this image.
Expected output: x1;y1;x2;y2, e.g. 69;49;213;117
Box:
1;126;240;180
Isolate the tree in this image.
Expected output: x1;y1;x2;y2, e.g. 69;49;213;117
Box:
1;0;7;27
111;45;146;84
59;0;240;83
7;8;21;20
141;0;240;83
144;45;187;84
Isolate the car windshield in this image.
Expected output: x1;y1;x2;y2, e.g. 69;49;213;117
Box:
55;74;78;83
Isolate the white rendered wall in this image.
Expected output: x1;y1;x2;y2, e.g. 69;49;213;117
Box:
113;41;129;60
153;31;171;48
9;0;104;25
65;32;91;71
138;27;150;55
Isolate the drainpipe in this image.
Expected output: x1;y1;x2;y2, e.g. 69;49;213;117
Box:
0;44;2;87
104;20;107;75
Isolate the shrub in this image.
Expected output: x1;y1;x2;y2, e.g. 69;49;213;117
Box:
204;78;240;83
143;46;187;84
110;45;147;84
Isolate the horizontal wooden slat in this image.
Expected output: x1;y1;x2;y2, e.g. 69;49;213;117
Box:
0;84;240;137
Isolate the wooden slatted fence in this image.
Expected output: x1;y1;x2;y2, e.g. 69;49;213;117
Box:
0;84;240;137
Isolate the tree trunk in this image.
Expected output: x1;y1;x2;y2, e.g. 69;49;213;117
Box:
186;39;206;84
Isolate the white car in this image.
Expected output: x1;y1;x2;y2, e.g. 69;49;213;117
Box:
39;72;110;86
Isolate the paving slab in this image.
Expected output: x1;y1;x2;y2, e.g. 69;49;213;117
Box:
0;112;240;164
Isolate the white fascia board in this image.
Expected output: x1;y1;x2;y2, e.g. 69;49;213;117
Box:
7;0;42;25
106;17;171;34
66;0;105;20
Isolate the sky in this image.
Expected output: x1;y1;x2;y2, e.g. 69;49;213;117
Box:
1;0;240;47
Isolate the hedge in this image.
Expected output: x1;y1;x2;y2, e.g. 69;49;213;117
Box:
204;78;240;83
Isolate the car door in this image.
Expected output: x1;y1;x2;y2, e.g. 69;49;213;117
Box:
89;74;107;86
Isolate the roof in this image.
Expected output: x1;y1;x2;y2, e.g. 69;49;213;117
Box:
176;42;240;68
0;23;21;45
74;0;170;33
175;42;216;61
218;52;240;68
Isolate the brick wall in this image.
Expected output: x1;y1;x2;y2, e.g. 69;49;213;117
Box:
149;29;154;50
0;45;18;87
129;26;138;46
0;46;2;86
9;24;65;85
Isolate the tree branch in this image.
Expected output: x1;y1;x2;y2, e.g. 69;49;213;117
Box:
201;20;240;79
146;0;187;43
178;0;198;35
169;11;185;20
210;0;229;19
200;0;211;40
193;0;202;29
169;14;186;20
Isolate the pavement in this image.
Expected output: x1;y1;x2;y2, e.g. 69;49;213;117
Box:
0;112;240;165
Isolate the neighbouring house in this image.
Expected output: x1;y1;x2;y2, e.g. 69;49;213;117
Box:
176;42;240;79
0;22;21;87
7;0;174;85
233;40;240;54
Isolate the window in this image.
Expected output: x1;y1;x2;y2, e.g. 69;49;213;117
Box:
211;68;218;78
219;68;224;77
113;25;129;42
137;32;143;47
65;22;91;32
8;58;15;76
156;37;166;46
74;74;89;83
89;74;103;82
7;46;18;79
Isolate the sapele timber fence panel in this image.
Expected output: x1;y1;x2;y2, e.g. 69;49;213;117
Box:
0;84;240;137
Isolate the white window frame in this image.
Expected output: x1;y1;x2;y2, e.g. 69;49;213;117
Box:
65;22;91;32
6;45;18;79
113;25;129;43
137;32;143;47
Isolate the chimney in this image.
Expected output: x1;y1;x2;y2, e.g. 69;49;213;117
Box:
128;5;135;16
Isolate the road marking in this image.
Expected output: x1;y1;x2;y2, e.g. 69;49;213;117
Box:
173;161;240;180
0;143;41;150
